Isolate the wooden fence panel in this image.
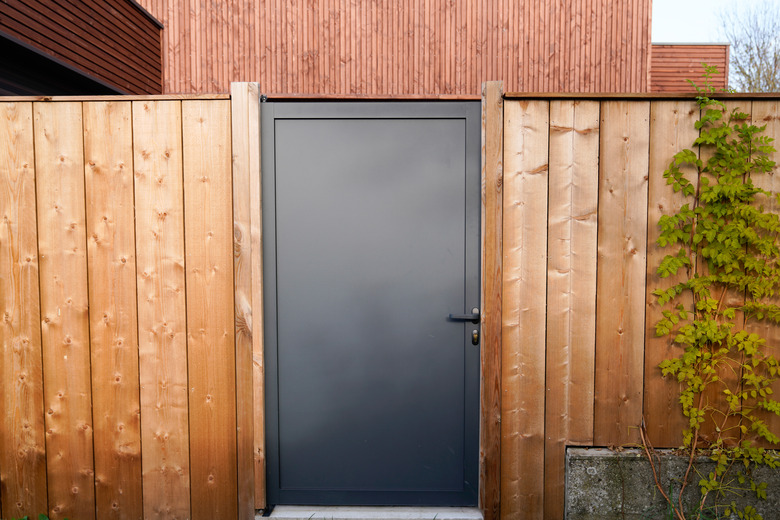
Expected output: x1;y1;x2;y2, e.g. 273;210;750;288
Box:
0;101;48;519
501;99;548;520
34;102;96;520
83;101;143;520
182;99;238;520
132;100;191;520
594;101;650;446
643;100;699;448
544;100;600;519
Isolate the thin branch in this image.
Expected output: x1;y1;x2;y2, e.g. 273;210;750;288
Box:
640;418;686;520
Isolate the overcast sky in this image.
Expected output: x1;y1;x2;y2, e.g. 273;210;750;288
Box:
652;0;780;43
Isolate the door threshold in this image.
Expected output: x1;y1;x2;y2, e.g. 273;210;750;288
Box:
263;506;483;520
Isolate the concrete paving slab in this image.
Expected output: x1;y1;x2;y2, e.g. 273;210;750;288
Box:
263;506;483;520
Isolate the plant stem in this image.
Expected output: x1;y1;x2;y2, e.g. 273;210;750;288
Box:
640;419;686;520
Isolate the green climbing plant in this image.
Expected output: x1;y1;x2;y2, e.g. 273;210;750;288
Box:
642;65;780;520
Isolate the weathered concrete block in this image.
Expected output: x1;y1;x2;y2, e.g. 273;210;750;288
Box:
566;447;780;519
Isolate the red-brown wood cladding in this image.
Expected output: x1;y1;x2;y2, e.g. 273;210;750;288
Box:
0;0;162;94
650;44;730;93
137;0;653;95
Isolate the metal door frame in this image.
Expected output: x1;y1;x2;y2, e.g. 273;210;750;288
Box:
260;101;482;507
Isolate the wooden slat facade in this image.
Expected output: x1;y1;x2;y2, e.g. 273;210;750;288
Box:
0;0;162;94
3;87;780;520
650;44;730;93
137;0;653;95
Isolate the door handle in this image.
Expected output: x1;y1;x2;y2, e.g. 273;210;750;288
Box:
448;307;481;324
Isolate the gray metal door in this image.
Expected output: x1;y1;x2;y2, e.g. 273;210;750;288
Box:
262;102;480;506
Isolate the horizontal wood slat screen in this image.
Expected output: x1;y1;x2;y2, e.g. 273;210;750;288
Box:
650;44;730;93
136;0;652;95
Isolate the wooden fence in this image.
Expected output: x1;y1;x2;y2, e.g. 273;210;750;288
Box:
2;85;780;520
491;88;780;519
0;85;262;520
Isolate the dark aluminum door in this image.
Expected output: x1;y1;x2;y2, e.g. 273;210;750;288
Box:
262;102;480;506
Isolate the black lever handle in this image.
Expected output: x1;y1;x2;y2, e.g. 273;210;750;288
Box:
448;308;481;324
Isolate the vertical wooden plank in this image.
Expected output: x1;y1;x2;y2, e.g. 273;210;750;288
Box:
696;101;751;443
230;83;262;517
249;93;266;511
0;101;48;519
544;100;599;519
480;81;503;520
34;101;96;520
501;99;548;520
83;101;144;520
644;100;699;448
133;100;191;520
594;101;650;446
183;99;238;520
744;101;780;447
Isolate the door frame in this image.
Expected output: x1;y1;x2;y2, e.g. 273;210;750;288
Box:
229;81;505;519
